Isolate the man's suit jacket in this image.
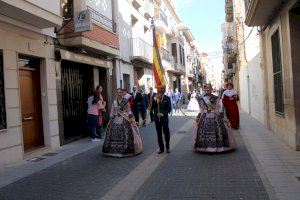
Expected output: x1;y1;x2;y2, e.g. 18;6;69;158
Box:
151;94;172;122
147;92;156;104
131;92;143;111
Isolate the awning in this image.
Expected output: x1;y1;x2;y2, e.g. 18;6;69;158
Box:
59;49;112;69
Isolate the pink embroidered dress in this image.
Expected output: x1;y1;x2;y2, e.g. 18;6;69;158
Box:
102;98;142;157
193;94;236;152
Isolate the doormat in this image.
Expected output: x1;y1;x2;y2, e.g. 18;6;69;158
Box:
27;157;45;162
42;153;58;157
177;131;187;134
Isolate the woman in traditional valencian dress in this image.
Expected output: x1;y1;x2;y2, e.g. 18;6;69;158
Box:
222;82;240;129
193;84;236;153
187;90;200;111
102;88;142;157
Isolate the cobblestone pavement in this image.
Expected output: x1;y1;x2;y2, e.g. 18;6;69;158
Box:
0;115;270;200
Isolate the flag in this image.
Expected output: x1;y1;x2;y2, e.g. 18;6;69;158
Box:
152;21;166;88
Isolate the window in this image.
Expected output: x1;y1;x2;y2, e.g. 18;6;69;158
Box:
0;50;7;130
179;45;183;64
182;48;185;66
271;30;284;115
179;45;185;65
171;43;177;64
62;0;73;19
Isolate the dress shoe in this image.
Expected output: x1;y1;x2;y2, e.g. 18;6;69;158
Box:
166;149;171;153
157;150;164;154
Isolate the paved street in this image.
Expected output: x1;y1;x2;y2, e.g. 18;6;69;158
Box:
0;114;271;200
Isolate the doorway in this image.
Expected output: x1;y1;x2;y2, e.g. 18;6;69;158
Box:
19;56;44;151
99;67;108;103
123;74;130;92
60;60;94;143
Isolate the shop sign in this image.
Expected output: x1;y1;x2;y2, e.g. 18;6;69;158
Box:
74;10;92;33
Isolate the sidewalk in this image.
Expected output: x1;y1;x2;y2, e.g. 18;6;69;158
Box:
0;138;101;188
239;112;300;200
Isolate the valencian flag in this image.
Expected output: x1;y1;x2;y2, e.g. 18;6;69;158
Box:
151;19;166;88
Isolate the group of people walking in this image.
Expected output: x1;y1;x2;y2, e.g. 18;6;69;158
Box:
87;83;239;158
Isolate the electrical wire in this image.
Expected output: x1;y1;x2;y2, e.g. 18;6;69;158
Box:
238;27;254;45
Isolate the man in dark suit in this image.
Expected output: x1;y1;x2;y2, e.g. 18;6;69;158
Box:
131;86;143;125
147;87;156;122
151;86;172;154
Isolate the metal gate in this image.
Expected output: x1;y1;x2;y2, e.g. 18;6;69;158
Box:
61;61;93;141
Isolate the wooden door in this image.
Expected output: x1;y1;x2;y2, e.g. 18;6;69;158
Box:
20;68;44;151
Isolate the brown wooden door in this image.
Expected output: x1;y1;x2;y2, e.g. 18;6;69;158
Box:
20;69;44;151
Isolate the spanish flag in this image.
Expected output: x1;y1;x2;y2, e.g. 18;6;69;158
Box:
152;22;166;88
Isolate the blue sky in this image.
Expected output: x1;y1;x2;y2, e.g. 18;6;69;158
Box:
176;0;225;54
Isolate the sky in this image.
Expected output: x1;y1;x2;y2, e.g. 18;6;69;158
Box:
176;0;225;86
176;0;225;54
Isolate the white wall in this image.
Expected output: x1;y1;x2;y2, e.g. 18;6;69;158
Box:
118;0;152;62
86;0;113;20
116;62;134;90
25;0;61;16
239;53;265;124
244;26;260;62
139;68;153;93
0;22;59;166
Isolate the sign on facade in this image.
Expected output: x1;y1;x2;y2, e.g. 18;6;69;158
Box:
74;10;92;33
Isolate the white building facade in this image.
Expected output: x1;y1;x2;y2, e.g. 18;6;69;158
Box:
117;0;154;93
0;0;62;166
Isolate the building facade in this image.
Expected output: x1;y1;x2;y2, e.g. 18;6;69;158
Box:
117;0;154;93
223;0;265;124
245;0;300;150
0;0;62;166
55;0;119;144
0;0;200;166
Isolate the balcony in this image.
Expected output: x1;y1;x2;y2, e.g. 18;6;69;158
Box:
0;0;62;28
144;0;154;19
245;0;285;26
225;0;234;22
57;6;119;56
130;38;153;64
88;6;116;33
155;9;170;33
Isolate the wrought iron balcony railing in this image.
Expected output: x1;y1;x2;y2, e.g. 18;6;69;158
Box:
87;6;117;33
159;9;168;27
160;47;171;62
130;38;153;62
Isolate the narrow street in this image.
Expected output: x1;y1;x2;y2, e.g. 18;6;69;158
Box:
0;114;270;200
